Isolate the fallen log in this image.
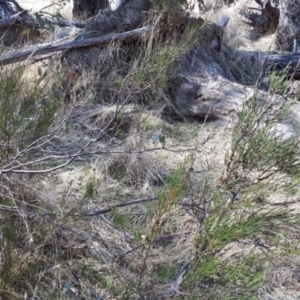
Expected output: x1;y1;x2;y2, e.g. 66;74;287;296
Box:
174;46;255;120
0;26;153;65
173;46;286;121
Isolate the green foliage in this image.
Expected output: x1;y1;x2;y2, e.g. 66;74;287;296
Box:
141;121;154;132
0;226;17;297
155;154;193;217
269;67;290;95
221;95;300;194
112;208;130;228
0;220;33;299
84;178;100;199
133;24;198;91
0;67;58;162
0;66;61;298
182;93;300;298
155;263;179;281
190;256;265;298
217;52;262;86
139;155;194;285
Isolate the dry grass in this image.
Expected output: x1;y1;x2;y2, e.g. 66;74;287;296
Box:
202;0;277;52
1;1;300;299
259;257;300;299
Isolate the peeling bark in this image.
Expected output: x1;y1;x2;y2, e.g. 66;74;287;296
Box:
276;0;300;51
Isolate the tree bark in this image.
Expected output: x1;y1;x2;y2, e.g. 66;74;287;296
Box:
173;46;290;121
276;0;300;51
173;46;256;120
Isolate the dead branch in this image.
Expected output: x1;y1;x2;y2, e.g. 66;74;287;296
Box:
116;232;192;261
41;17;86;28
0;26;153;65
0;10;38;28
84;196;158;216
0;83;129;174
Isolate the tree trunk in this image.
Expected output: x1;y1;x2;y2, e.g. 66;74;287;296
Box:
73;0;109;19
276;0;300;51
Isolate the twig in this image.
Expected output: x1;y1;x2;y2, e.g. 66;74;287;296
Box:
0;85;131;174
41;17;86;28
266;199;300;206
116;232;192;261
84;147;197;155
84;196;157;216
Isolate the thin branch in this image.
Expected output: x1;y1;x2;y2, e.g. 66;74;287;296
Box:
0;110;72;170
84;146;198;155
116;232;192;261
267;199;300;206
247;7;262;11
0;86;131;174
0;10;38;29
84;196;157;216
42;17;86;28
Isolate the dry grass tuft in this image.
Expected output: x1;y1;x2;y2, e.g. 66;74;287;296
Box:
104;152;164;186
259;257;300;300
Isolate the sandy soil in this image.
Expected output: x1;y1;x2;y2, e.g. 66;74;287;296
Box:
18;0;54;12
